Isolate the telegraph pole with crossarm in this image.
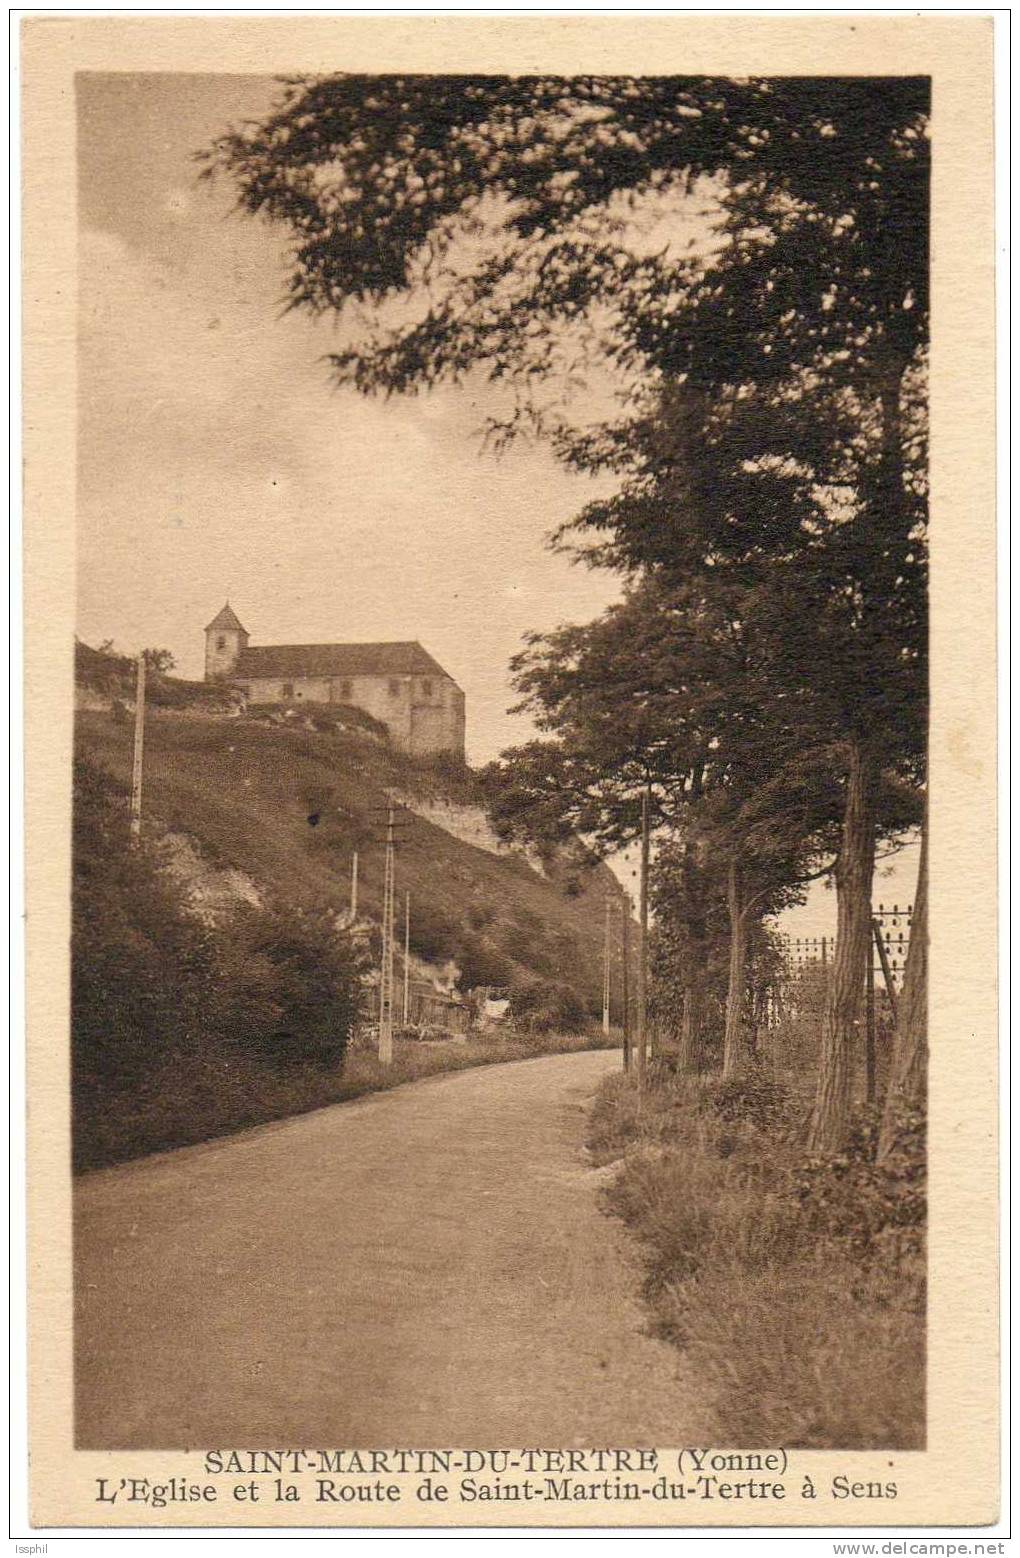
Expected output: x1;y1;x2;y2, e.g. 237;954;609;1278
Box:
402;891;411;1027
369;801;412;1064
378;805;397;1062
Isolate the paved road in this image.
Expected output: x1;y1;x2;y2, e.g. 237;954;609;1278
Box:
75;1050;705;1449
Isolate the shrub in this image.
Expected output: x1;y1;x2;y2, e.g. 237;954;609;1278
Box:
588;1069;926;1449
709;1068;791;1131
211;904;365;1069
455;936;515;990
413;749;473;796
72;756;365;1167
72;756;216;1088
510;979;587;1034
791;1102;927;1260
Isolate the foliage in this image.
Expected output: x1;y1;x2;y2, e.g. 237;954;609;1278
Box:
793;1102;927;1260
76;638;234;712
204;78;929;1148
588;1066;925;1447
483;573;851;1075
72;755;365;1166
72;756;214;1094
143;646;176;674
211;903;365;1068
509;979;589;1034
202;76;928;420
708;1068;790;1132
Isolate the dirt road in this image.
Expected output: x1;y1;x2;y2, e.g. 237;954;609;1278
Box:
75;1050;705;1448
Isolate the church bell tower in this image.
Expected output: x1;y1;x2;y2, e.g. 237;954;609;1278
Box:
204;602;249;681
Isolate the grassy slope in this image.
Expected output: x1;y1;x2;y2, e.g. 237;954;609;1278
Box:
75;707;612;1010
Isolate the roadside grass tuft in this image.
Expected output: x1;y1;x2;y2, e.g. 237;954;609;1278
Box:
589;1066;925;1450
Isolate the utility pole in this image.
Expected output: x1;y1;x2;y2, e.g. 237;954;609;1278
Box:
350;850;359;922
378;805;396;1064
369;800;411;1062
636;785;651;1076
620;894;631;1072
602;896;612;1036
402;890;411;1027
130;651;146;840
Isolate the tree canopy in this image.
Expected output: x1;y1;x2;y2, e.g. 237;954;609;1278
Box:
204;75;928;407
206;73;930;1150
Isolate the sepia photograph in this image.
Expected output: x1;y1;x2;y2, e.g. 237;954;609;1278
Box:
20;12;999;1533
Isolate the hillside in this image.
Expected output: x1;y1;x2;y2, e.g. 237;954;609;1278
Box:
74;657;618;1019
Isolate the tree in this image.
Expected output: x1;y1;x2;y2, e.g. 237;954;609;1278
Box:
703;773;833;1080
203;76;927;421
483;582;719;1065
487;575;847;1075
482;576;713;858
649;834;713;1067
143;647;176;675
215;903;365;1068
558;362;925;1142
207;76;929;1146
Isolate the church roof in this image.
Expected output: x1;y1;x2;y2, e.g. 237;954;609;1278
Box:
205;602;248;635
233;640;455;683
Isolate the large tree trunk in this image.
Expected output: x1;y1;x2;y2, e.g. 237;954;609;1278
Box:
675;833;709;1074
807;738;878;1152
878;802;928;1161
722;858;748;1078
676;975;702;1072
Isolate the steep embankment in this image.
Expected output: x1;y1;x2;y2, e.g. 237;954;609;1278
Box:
74;702;612;1017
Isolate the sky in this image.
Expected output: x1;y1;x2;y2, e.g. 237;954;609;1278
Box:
77;73;623;764
76;72;919;934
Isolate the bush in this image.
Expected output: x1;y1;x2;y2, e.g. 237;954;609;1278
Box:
589;1068;926;1448
413;749;473;796
792;1102;927;1262
510;979;588;1034
72;757;216;1087
709;1068;791;1132
72;756;365;1167
454;933;514;990
211;904;364;1069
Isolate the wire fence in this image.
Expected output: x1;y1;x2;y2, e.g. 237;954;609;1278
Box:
777;903;914;993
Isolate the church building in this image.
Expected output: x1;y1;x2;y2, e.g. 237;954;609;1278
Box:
204;604;465;760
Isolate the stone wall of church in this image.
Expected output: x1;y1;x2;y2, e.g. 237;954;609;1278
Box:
236;671;464;758
410;683;465;757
